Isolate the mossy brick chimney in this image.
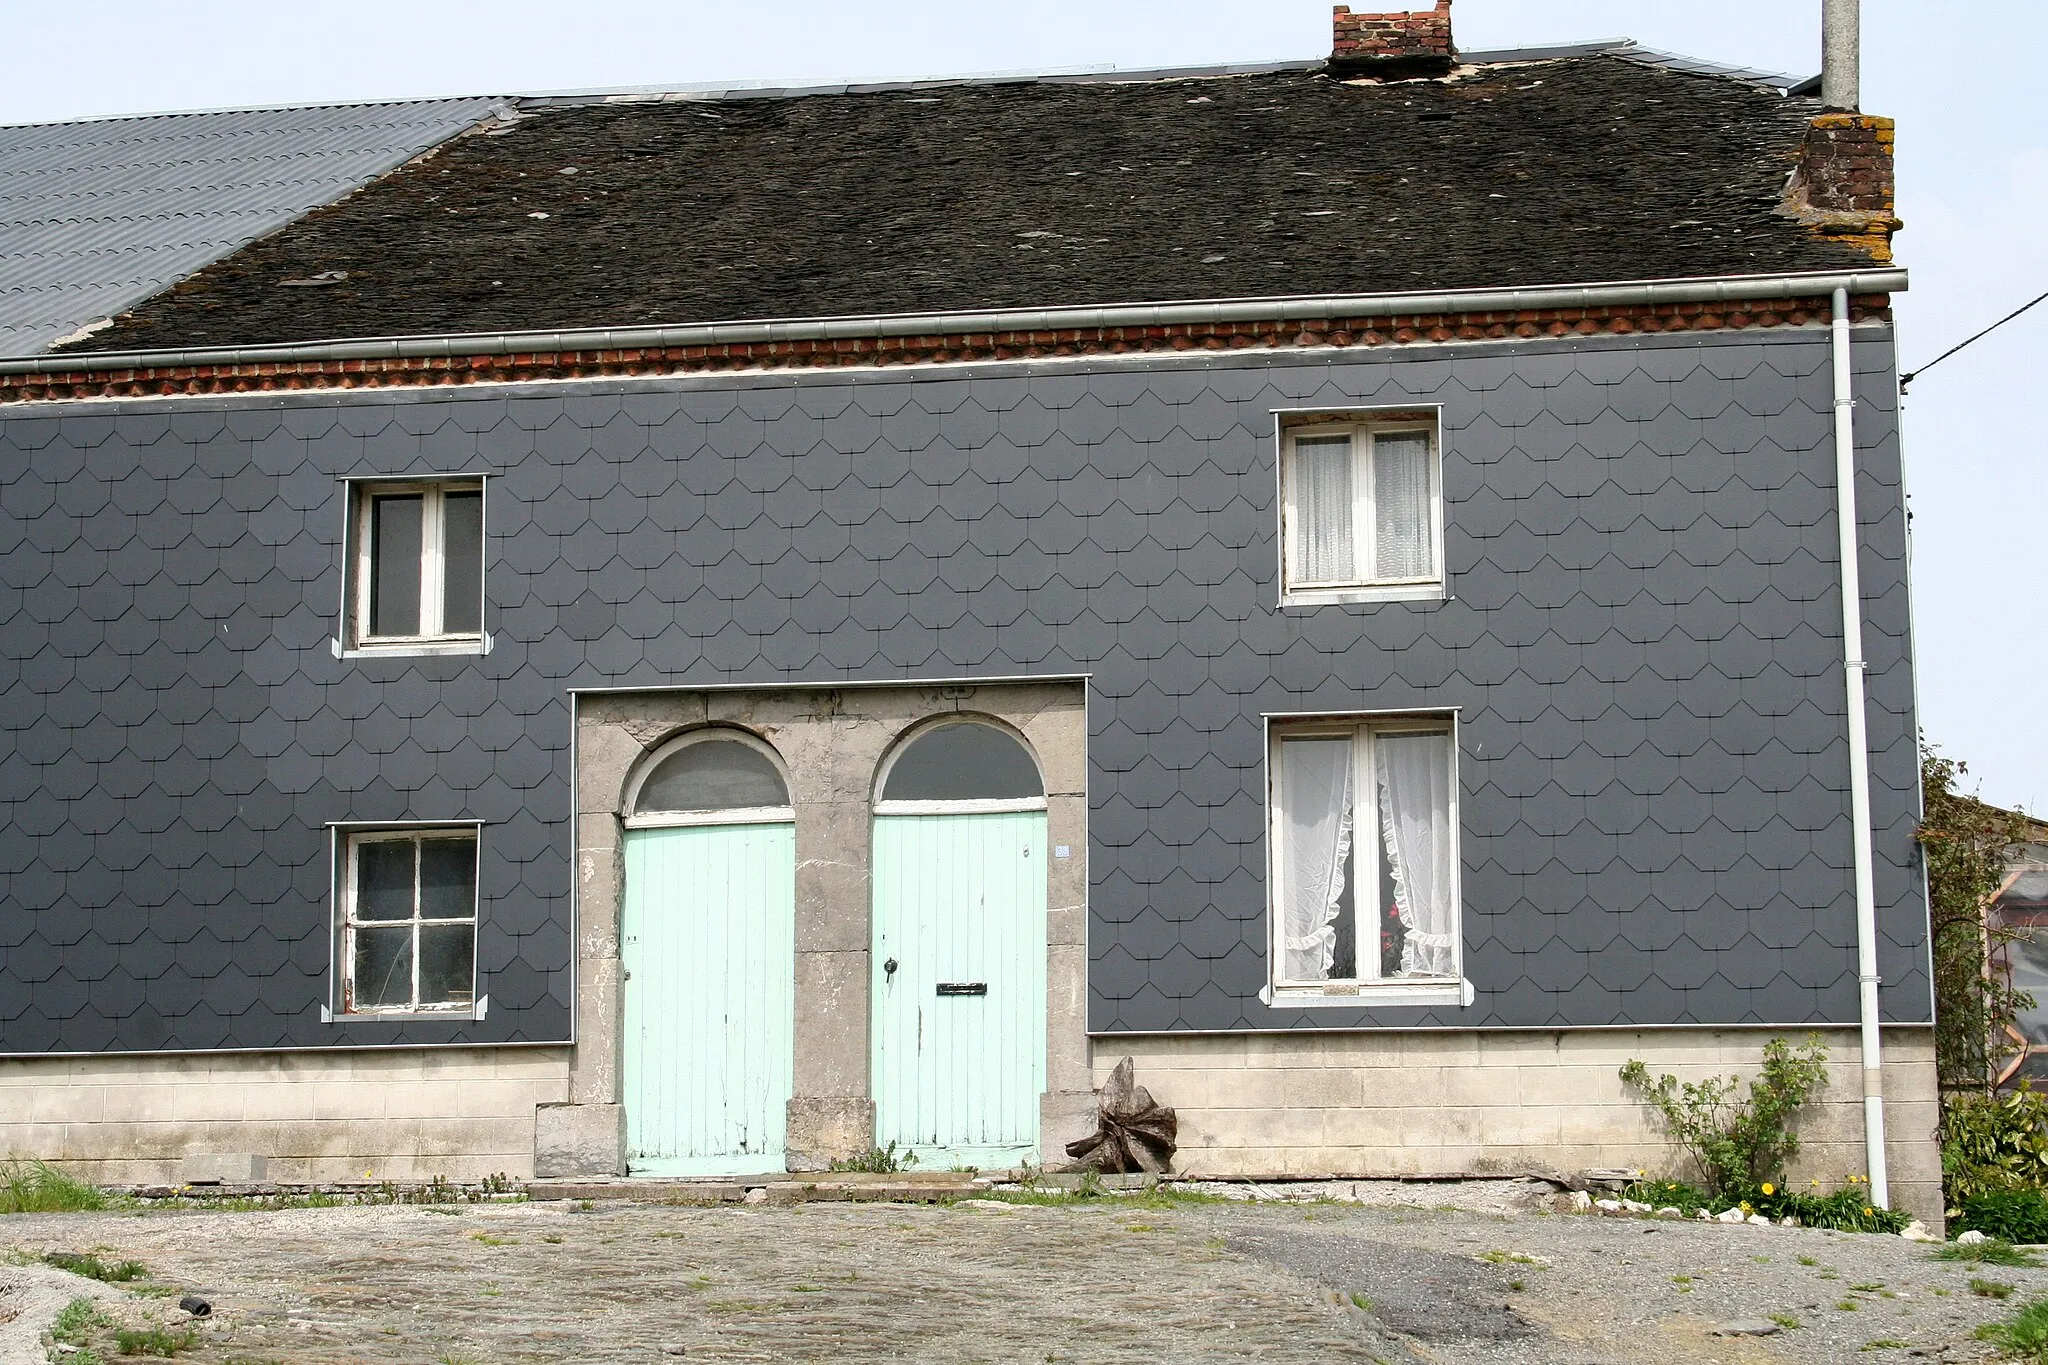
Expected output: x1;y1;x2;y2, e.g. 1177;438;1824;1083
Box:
1328;1;1455;79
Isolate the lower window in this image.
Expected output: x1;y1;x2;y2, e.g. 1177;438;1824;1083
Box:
342;830;478;1014
1269;717;1458;993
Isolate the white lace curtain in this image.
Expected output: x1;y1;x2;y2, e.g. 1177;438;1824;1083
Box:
1278;737;1352;981
1372;432;1433;579
1377;732;1456;977
1293;435;1355;583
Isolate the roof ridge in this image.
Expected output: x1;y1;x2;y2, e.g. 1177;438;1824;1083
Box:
0;94;510;134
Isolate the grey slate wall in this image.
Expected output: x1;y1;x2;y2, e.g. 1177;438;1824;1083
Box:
0;327;1927;1051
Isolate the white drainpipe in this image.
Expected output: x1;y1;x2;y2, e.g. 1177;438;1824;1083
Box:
1832;286;1889;1207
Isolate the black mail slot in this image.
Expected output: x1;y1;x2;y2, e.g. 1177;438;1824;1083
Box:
936;982;988;996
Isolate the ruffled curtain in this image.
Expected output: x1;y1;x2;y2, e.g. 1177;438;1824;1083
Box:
1377;732;1456;977
1279;737;1352;981
1293;436;1355;583
1372;431;1433;579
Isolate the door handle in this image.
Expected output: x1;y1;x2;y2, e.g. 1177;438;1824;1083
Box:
884;957;898;981
936;982;988;996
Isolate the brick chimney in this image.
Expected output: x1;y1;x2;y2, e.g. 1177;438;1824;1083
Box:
1784;114;1902;261
1329;2;1455;79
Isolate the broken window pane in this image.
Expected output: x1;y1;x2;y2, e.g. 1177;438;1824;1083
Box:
637;738;789;812
353;926;413;1009
882;722;1043;802
369;494;422;636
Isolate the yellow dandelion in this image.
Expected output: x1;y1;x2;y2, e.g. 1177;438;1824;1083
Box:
1863;1206;1874;1216
1761;1183;1775;1196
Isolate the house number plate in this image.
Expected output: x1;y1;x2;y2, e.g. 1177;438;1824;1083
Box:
936;982;989;996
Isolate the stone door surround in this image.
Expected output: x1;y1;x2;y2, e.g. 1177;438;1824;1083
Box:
538;680;1090;1177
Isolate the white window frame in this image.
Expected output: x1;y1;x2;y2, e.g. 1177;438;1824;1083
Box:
1278;413;1444;606
335;825;482;1018
1262;711;1468;1008
622;728;796;830
344;478;487;656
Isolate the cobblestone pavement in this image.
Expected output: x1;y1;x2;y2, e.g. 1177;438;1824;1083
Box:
4;1196;2045;1364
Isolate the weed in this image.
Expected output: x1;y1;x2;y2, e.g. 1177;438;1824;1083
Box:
541;1234;564;1244
1478;1250;1545;1267
1837;1299;1859;1311
1124;1223;1158;1232
113;1324;198;1356
1769;1313;1802;1330
0;1160;109;1213
53;1296;109;1345
1973;1277;2017;1299
1860;1341;1908;1352
827;1142;917;1174
1797;1254;1820;1266
1350;1291;1373;1311
1672;1274;1693;1286
1507;1280;1525;1292
468;1232;511;1246
1619;1035;1828;1195
791;1284;823;1293
44;1251;148;1283
1977;1296;2048;1360
1933;1239;2042;1267
436;1353;483;1365
1819;1269;1841;1279
1850;1281;1886;1292
706;1301;771;1313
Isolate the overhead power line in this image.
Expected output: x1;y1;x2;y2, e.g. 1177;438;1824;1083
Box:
1901;287;2048;392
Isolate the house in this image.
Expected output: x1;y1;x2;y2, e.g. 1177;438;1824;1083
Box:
0;3;1941;1218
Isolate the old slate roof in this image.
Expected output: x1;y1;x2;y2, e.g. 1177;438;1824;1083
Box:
67;54;1875;352
0;98;506;356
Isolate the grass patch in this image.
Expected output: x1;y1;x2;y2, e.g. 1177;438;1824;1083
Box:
468;1232;512;1246
0;1160;108;1213
45;1251;149;1283
113;1324;197;1356
1934;1240;2042;1268
1850;1281;1886;1293
1974;1278;2018;1299
1797;1254;1820;1266
962;1183;1227;1211
1477;1250;1545;1267
53;1296;109;1344
1838;1299;1860;1311
706;1301;771;1313
1769;1313;1802;1330
1860;1341;1908;1353
1977;1296;2048;1361
1350;1292;1373;1312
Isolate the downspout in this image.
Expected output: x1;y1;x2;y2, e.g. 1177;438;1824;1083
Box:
1832;286;1889;1207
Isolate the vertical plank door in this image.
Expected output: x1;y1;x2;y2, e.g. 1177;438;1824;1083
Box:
871;809;1047;1168
622;821;795;1176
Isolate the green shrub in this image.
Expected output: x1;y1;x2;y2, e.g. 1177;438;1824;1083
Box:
1619;1036;1830;1196
1957;1187;2048;1244
44;1251;148;1283
0;1159;108;1213
1934;1239;2042;1267
1944;1086;2048;1208
1617;1175;1908;1233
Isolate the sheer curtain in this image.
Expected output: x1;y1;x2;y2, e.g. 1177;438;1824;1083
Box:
1293;435;1355;582
1372;431;1434;579
1376;732;1456;977
1279;737;1353;981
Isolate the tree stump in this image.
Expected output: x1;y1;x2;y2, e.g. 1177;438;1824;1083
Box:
1064;1056;1177;1174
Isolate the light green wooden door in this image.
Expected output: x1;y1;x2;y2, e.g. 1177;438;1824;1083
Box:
872;809;1047;1168
622;821;795;1176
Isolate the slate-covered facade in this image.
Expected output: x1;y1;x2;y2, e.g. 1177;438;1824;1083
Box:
0;7;1941;1216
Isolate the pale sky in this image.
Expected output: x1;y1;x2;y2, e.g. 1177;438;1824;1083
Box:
3;1;2040;811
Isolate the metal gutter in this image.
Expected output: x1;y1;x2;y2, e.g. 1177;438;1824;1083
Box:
0;269;1908;378
1831;285;1891;1208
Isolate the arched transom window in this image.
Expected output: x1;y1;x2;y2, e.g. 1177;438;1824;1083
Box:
626;731;793;827
875;720;1045;814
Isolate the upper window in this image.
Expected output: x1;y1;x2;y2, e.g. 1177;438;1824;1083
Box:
627;731;793;827
1268;716;1459;1000
1280;416;1442;602
348;480;484;650
876;720;1044;812
341;829;478;1015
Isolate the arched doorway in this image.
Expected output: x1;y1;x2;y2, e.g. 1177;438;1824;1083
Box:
621;730;795;1175
871;719;1047;1167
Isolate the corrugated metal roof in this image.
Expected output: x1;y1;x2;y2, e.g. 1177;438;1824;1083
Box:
0;98;506;356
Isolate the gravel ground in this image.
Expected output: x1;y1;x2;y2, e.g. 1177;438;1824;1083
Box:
1;1191;2043;1363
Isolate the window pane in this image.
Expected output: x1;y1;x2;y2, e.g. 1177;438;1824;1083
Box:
1292;435;1355;583
352;926;414;1009
1373;731;1456;977
881;723;1043;802
1372;432;1434;579
418;837;477;920
440;490;483;634
418;923;476;1005
369;494;423;636
637;738;789;812
356;841;415;921
1277;736;1353;982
